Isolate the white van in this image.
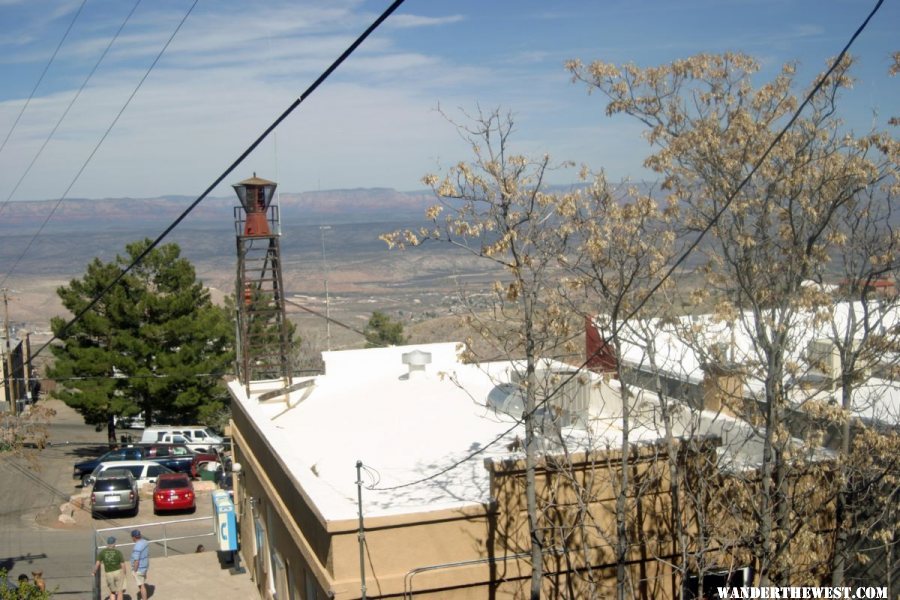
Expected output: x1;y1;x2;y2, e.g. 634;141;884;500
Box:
140;426;224;452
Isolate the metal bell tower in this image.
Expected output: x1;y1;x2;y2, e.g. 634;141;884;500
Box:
233;174;292;390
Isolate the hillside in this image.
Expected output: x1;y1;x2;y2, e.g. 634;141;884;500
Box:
0;188;435;234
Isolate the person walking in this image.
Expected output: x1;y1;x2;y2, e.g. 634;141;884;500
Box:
93;536;127;600
130;530;149;600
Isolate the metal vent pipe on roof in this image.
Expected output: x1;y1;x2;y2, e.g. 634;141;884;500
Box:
402;350;431;379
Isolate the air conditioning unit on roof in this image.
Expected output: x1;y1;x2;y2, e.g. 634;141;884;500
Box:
807;339;840;379
507;368;590;428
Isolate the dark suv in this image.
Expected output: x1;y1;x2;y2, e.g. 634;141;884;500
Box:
74;444;197;484
90;469;139;517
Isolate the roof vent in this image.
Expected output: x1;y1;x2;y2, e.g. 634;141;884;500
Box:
402;350;432;379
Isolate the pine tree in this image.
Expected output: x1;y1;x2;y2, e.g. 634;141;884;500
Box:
48;239;234;439
363;311;407;347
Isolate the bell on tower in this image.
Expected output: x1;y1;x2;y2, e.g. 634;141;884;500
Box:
233;174;277;237
233;174;292;390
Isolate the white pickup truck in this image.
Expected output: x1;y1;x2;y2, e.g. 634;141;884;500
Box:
141;426;224;453
155;433;219;453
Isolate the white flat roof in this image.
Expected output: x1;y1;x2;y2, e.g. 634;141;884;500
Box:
593;300;900;424
231;343;535;521
230;341;790;522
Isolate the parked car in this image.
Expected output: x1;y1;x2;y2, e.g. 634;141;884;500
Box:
74;444;196;484
140;426;224;452
141;443;194;459
90;469;138;518
84;460;174;489
152;473;196;514
113;412;145;429
190;450;219;478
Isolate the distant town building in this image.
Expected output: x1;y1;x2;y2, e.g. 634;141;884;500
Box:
1;333;34;413
586;300;900;436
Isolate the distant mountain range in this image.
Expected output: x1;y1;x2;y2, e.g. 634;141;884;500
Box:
0;188;436;233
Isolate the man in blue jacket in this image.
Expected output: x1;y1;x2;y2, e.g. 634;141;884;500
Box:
130;530;149;600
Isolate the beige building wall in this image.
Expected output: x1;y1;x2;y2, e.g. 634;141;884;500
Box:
229;397;733;599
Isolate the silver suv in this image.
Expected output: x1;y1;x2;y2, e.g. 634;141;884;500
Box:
90;469;139;518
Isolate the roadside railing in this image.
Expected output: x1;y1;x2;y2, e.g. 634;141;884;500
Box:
91;516;215;599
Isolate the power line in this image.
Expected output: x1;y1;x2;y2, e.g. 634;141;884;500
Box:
284;298;368;339
0;0;88;163
367;0;886;493
13;0;407;380
0;0;143;218
614;0;886;331
0;0;197;290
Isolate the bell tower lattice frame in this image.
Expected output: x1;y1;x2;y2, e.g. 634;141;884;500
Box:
232;174;292;392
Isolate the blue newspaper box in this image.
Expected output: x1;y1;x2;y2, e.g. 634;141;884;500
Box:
212;490;237;552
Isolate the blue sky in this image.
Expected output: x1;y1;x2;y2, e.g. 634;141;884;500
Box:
0;0;896;202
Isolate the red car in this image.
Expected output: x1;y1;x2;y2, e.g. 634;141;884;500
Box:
152;473;195;514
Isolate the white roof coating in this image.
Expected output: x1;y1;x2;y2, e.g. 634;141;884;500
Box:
230;342;786;521
231;343;543;520
593;300;900;425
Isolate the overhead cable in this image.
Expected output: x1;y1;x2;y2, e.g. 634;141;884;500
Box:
0;0;143;219
20;0;407;372
0;0;88;162
0;0;197;289
367;0;885;493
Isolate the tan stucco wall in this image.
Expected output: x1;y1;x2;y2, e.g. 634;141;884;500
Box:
231;392;749;599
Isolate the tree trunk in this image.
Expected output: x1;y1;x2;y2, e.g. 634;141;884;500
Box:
831;375;854;586
758;374;777;585
107;415;117;449
615;339;631;600
524;295;543;599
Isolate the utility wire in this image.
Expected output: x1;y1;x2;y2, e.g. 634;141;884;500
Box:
20;0;407;371
614;0;885;331
367;0;885;493
0;0;143;217
0;0;88;162
284;298;369;339
0;0;197;289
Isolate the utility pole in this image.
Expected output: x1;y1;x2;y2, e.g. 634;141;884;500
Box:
22;331;31;403
320;225;332;351
356;460;367;600
2;289;16;416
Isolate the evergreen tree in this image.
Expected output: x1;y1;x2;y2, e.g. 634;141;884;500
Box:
48;239;234;438
363;311;407;347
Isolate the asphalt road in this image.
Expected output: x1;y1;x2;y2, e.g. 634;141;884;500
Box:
0;400;217;598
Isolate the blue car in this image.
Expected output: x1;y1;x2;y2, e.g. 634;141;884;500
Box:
74;444;196;485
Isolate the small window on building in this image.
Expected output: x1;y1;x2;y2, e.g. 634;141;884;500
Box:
272;551;288;599
253;516;271;593
287;561;297;600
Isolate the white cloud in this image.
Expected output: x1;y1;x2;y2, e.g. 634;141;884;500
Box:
385;14;465;29
1;0;898;203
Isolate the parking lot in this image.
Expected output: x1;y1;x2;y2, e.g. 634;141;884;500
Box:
0;398;253;598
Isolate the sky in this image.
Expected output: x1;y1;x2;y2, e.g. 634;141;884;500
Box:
0;0;896;203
